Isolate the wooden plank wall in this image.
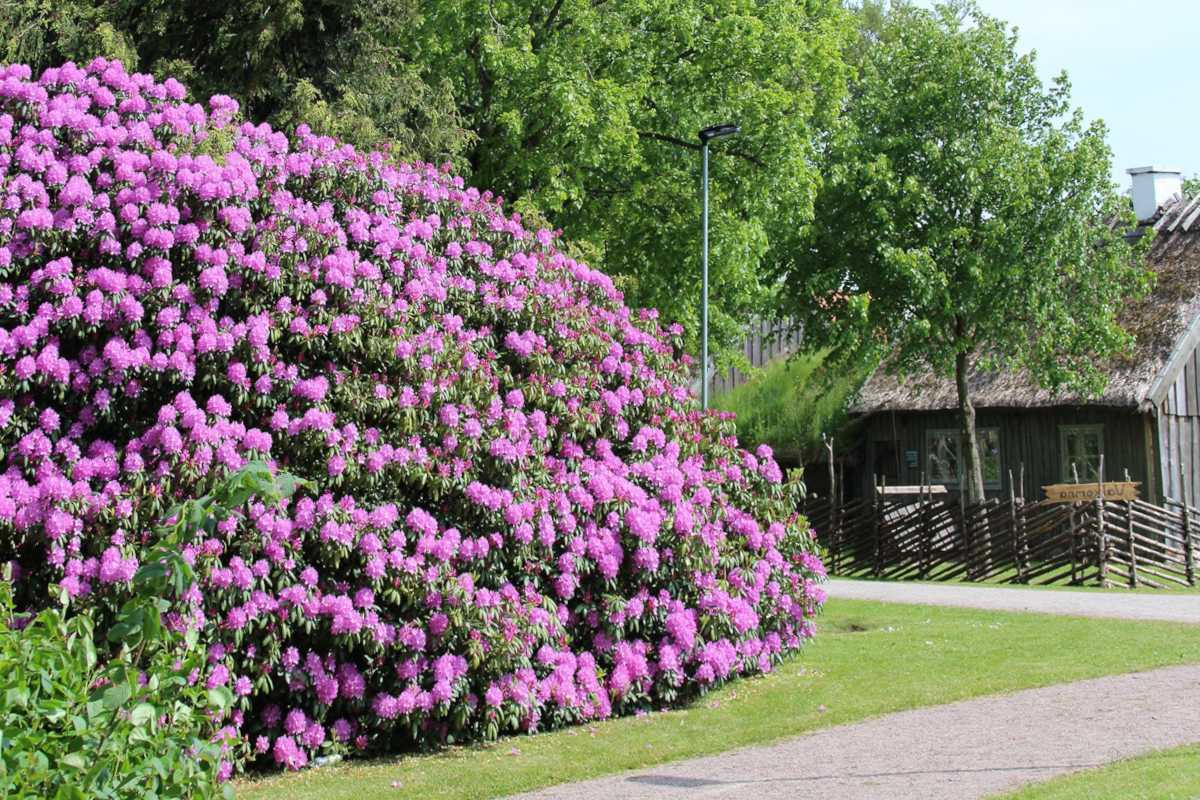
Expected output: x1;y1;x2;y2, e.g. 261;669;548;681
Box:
1160;341;1200;504
860;408;1153;502
708;318;802;397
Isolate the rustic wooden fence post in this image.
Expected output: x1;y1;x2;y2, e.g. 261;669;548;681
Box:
1016;463;1030;583
1096;455;1109;587
1069;463;1081;585
1181;461;1196;587
959;472;976;580
1008;469;1024;584
923;475;933;580
1123;468;1139;589
821;435;841;575
872;475;885;578
836;464;846;575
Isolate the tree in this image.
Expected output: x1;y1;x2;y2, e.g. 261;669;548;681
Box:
411;0;853;361
0;0;473;163
774;1;1152;502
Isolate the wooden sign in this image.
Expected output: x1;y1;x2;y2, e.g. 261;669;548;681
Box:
1043;482;1140;503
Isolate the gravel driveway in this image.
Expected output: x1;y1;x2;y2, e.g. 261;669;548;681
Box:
511;664;1200;800
827;578;1200;623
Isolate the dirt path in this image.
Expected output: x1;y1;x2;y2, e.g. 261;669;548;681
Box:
512;664;1200;800
826;578;1200;623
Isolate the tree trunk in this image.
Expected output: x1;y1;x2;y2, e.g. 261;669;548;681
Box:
955;349;985;504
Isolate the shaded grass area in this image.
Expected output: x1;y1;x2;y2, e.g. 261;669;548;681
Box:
993;744;1200;800
238;599;1200;800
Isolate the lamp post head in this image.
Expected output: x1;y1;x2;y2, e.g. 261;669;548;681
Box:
699;123;740;143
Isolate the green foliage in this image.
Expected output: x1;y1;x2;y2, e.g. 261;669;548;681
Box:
775;0;1152;498
0;1;125;70
0;0;473;163
712;350;871;458
0;0;139;69
413;0;853;361
0;574;229;799
0;463;300;798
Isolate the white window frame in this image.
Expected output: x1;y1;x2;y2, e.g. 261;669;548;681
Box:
925;427;1002;488
1059;424;1104;482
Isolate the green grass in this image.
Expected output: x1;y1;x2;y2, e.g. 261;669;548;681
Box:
992;744;1200;800
237;599;1200;800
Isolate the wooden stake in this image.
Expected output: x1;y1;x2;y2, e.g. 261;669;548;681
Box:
1181;461;1196;587
873;474;886;577
1070;462;1080;585
1123;468;1139;588
1009;469;1024;584
1097;455;1109;588
920;471;931;580
823;434;839;575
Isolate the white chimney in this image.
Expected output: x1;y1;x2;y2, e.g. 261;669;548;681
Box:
1127;166;1183;221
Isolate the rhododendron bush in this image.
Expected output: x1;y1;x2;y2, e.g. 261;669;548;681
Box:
0;59;826;772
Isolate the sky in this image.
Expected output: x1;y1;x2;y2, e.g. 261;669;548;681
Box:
929;0;1200;189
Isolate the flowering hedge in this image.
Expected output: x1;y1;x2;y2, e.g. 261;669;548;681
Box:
0;59;826;772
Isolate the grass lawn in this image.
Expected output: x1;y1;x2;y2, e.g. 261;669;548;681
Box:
991;744;1200;800
237;599;1200;800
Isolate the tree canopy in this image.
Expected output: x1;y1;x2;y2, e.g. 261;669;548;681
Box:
410;1;852;358
774;1;1152;500
1;0;473;163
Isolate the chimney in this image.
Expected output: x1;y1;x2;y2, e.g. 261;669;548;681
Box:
1127;166;1183;221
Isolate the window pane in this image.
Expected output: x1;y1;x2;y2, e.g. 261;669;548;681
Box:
926;430;959;484
980;429;1001;484
1060;426;1103;481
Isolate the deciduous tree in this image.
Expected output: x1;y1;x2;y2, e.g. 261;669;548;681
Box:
412;0;853;359
775;1;1151;502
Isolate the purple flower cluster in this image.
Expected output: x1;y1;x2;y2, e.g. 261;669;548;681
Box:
0;60;825;773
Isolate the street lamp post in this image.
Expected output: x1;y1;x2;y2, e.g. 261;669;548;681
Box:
698;123;739;410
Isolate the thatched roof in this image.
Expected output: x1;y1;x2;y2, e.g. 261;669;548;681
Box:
851;195;1200;415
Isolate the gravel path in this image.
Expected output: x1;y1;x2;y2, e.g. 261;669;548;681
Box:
827;578;1200;623
512;664;1200;800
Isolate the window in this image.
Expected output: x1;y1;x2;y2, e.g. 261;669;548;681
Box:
925;428;1002;487
979;428;1002;485
1060;425;1104;482
926;429;961;484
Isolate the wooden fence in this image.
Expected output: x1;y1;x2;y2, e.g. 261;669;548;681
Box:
804;490;1199;589
708;318;801;397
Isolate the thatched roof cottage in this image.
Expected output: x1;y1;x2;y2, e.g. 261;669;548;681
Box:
850;167;1200;505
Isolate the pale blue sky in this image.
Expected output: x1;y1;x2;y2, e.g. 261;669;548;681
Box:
933;0;1200;188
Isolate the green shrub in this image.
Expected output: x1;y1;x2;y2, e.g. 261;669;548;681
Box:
0;463;300;798
0;579;230;799
713;350;872;458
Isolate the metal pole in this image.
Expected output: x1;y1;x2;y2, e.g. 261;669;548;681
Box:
701;141;710;410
